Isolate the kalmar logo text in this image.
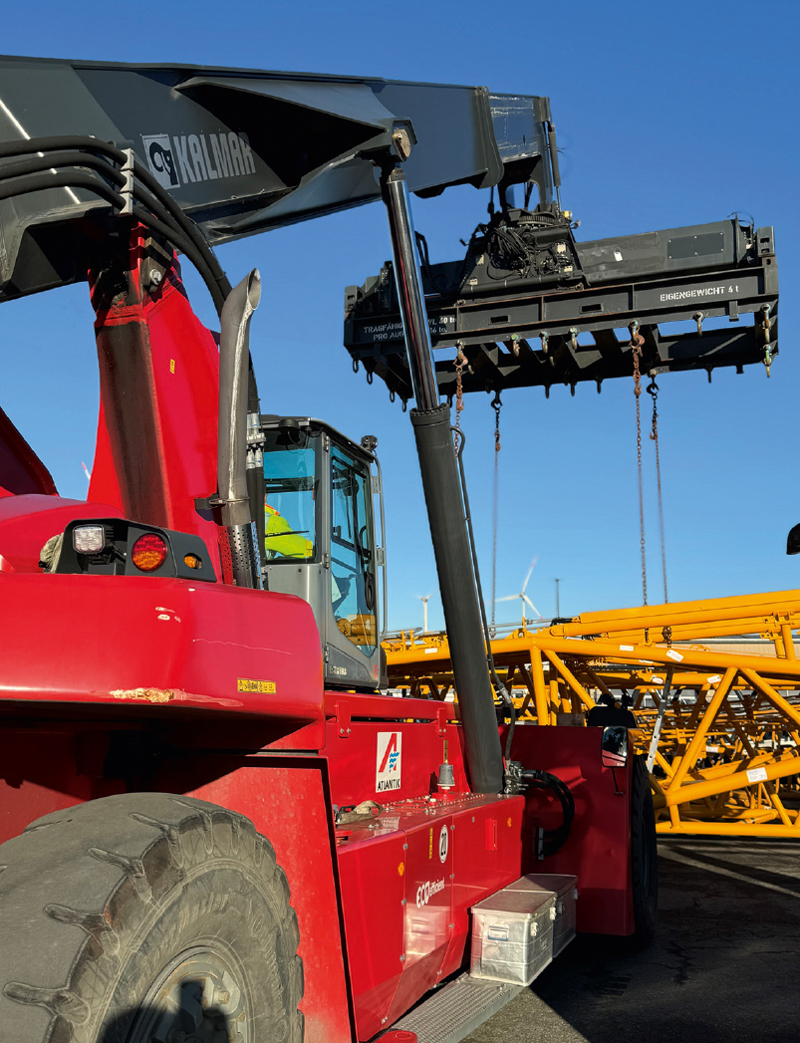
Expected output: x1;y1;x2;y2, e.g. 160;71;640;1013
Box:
142;132;257;190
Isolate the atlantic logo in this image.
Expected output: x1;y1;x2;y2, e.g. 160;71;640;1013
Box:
141;132;257;190
375;731;402;792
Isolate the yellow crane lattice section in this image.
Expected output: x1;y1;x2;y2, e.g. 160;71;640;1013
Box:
384;590;800;837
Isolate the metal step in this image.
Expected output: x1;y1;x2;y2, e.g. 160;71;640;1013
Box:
390;974;523;1043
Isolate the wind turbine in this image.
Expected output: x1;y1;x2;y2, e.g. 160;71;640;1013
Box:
417;594;433;633
497;559;542;627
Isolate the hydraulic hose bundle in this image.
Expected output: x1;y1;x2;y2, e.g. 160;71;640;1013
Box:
0;135;231;314
0;136;269;585
522;768;575;859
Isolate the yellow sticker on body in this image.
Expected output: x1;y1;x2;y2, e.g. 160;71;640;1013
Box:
237;678;277;694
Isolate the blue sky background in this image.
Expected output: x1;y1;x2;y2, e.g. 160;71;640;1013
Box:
3;1;799;630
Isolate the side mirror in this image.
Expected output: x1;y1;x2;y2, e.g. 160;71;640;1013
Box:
787;523;800;555
601;725;628;768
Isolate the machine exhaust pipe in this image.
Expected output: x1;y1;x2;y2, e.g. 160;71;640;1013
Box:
217;269;263;588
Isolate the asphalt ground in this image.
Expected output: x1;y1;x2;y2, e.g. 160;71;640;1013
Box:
464;837;800;1043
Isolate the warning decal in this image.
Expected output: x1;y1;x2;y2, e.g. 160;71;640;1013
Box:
376;731;402;792
237;678;276;694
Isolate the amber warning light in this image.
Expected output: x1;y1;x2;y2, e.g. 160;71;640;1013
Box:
131;533;168;572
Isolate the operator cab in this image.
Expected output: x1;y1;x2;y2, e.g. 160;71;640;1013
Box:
260;416;386;692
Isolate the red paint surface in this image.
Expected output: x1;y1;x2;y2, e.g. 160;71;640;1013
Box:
338;829;406;1038
337;792;524;1040
0;714;636;1043
0;494;124;573
508;724;633;935
323;692;466;807
439;797;524;978
0;746;354;1043
0;403;57;497
0;728;124;842
186;760;352;1043
89;238;220;550
0;572;323;736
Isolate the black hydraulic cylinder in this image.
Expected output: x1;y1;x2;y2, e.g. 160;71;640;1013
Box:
410;405;504;793
382;168;440;410
382;165;503;794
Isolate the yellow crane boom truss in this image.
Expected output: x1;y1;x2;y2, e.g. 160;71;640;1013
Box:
384;590;800;837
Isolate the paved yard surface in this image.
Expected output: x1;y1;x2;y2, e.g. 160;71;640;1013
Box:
464;837;800;1043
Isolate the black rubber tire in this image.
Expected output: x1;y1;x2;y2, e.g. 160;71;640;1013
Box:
0;793;304;1043
629;753;658;949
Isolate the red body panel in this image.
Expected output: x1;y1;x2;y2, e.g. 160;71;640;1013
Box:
89;245;220;549
0;403;57;497
0;494;124;573
0;572;324;737
337;793;525;1041
0;739;351;1042
185;760;352;1043
510;724;634;935
0;726;124;841
323;693;465;806
0;681;634;1041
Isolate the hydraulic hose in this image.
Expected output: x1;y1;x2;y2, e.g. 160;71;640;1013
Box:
0;150;127;185
0;169;121;206
521;768;575;858
0;167;225;313
0;136;263;549
0;135;231;308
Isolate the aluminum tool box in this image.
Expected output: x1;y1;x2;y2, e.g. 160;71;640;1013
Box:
508;874;578;958
470;879;556;986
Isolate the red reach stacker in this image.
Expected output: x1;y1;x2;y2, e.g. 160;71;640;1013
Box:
0;57;659;1043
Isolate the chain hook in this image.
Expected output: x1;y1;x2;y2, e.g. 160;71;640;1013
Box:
453;343;467;452
757;304;774;377
491;391;502;453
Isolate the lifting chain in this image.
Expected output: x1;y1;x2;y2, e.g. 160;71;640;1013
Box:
761;305;773;377
630;322;648;606
492;390;502;455
453;343;466;453
646;378;669;603
491;391;502;631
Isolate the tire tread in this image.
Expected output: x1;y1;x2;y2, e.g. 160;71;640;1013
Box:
0;793;304;1043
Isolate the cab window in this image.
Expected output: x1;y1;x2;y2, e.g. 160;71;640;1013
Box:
262;430;318;562
330;445;376;654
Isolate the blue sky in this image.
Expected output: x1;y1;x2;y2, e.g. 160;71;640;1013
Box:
3;1;799;630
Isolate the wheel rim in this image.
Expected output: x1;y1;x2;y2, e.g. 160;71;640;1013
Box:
128;945;250;1043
